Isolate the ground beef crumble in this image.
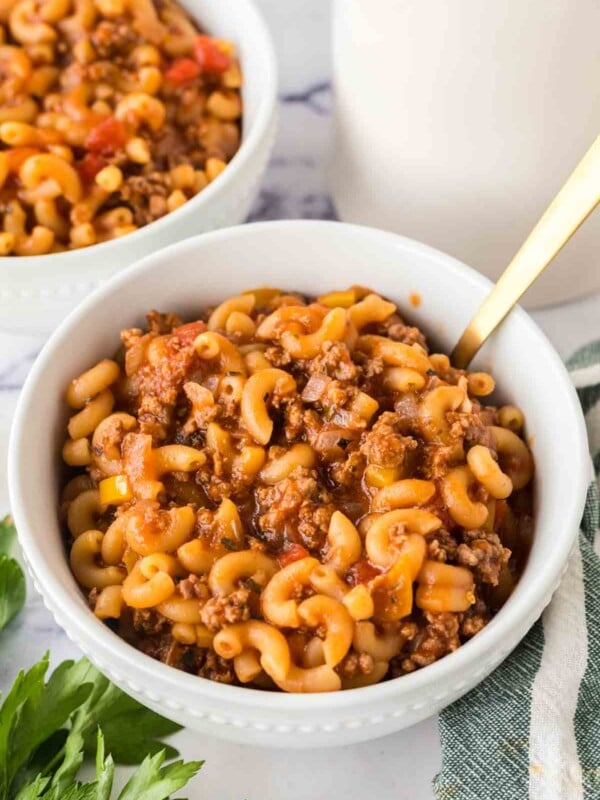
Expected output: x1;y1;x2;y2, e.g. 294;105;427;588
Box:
197;650;236;684
178;574;208;600
360;411;418;468
133;608;169;636
200;588;252;631
456;530;511;585
339;651;375;677
448;410;498;449
329;449;365;487
121;174;171;227
66;288;533;692
460;598;490;638
375;313;428;350
308;341;358;381
395;612;461;674
256;466;335;552
426;529;459;563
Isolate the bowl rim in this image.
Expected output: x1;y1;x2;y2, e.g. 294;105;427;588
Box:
0;0;278;266
9;219;590;712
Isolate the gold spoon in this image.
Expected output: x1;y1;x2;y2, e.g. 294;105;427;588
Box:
451;134;600;369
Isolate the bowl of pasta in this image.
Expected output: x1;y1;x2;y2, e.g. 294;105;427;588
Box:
0;0;277;333
9;220;589;747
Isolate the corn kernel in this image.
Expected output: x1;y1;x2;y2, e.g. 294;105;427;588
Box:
99;474;133;506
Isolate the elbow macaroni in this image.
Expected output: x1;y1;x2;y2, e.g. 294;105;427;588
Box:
0;0;242;255
241;368;296;445
62;288;534;692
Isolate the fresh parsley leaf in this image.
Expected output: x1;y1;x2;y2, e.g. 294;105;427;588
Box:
0;517;16;557
0;556;25;631
18;731;68;791
0;656;196;800
14;775;50;800
47;784;97;800
90;710;180;765
0;515;26;634
117;751;203;800
0;656;50;799
68;662;181;764
46;729;85;796
11;660;93;785
94;731;114;800
15;736;200;800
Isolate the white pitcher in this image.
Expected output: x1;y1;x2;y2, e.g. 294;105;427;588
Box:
331;0;600;307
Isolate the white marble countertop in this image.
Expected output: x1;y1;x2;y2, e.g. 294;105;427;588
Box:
0;1;598;797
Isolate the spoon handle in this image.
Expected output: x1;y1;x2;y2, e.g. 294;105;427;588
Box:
451;135;600;369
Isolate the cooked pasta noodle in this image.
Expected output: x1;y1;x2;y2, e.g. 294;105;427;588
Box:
0;0;242;255
61;287;534;692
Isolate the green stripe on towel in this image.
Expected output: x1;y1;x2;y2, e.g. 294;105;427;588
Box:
434;344;600;800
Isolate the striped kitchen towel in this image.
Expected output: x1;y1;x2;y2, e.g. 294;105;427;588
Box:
433;341;600;800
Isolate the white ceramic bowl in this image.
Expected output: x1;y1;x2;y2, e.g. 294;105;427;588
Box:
0;0;277;335
9;221;589;748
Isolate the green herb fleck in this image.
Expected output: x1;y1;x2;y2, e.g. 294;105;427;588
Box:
220;537;238;551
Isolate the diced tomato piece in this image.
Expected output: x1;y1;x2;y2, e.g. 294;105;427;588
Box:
84;116;127;155
193;34;232;72
76;152;106;182
347;560;381;586
277;543;310;568
165;57;201;84
172;320;207;344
